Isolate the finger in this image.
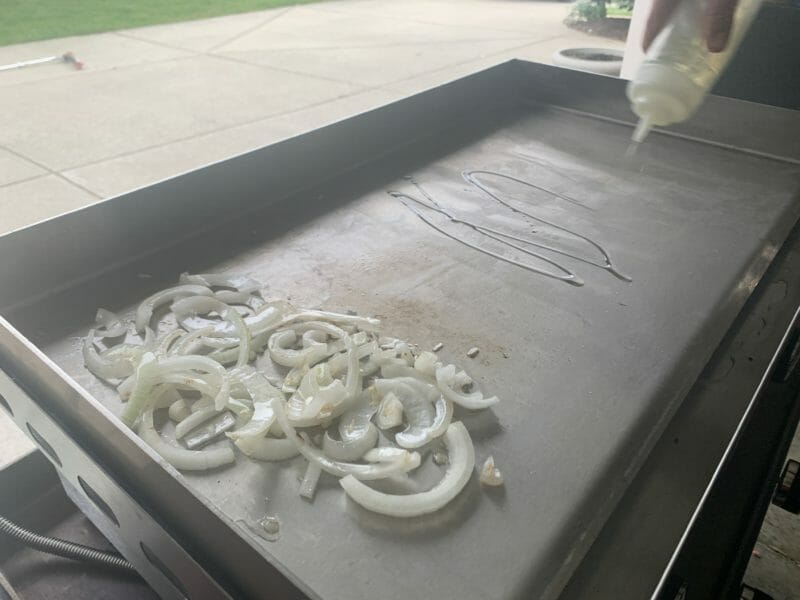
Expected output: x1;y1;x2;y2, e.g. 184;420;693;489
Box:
705;0;738;51
643;0;683;51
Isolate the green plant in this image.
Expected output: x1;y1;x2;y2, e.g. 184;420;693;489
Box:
566;0;607;24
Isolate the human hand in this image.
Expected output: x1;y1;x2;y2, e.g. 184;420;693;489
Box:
642;0;739;52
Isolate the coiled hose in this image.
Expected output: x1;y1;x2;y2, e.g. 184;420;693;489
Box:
0;513;136;574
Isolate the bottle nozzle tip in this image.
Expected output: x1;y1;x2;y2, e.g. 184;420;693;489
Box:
632;117;652;144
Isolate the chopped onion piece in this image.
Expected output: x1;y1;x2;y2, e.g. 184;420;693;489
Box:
340;422;475;517
135;284;212;332
214;290;255;305
138;410;235;471
436;365;499;410
94;308;127;338
479;456;504;487
376;392;403;430
414;351;438;377
299;462;323;500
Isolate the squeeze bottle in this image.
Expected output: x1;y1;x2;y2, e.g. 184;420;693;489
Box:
626;0;764;143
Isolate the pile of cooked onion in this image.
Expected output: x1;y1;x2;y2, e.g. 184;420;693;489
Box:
84;273;502;518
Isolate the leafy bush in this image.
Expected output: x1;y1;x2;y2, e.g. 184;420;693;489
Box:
566;0;607;24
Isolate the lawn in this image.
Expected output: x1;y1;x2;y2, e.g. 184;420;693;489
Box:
1;0;322;47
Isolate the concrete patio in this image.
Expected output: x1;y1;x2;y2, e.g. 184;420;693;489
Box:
0;0;623;235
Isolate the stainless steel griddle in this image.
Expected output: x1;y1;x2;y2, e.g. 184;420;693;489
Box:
0;61;798;600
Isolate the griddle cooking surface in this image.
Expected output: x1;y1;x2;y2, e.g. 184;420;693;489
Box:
38;102;800;600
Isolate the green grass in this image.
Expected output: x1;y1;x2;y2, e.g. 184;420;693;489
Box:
1;0;322;47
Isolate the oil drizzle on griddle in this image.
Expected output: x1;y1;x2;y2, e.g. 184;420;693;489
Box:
389;171;631;286
463;170;632;282
390;188;584;287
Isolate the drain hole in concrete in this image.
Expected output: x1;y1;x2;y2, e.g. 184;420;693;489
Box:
26;422;61;467
78;476;120;527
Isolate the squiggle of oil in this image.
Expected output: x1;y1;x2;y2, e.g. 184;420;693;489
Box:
389;171;632;286
462;170;632;282
389;189;584;287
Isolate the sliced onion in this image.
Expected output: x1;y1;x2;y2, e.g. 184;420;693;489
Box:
138;410;235;471
160;373;219;399
340;422;475;517
268;330;329;368
83;332;135;380
278;310;380;332
172;296;250;367
436;364;499;410
173;325;216;355
156;329;186;356
83;328;154;380
94;308;127;338
158;355;229;409
179;272;262;294
384;377;452;449
214;290;256;305
287;363;348;426
169;398;191;422
380;363;434;381
121;352;161;427
374;378;436;448
274;400;420;480
135;284;212;332
227;399;276;440
153;386;182;409
175;406;221;439
234;435;299;461
338;388;380;442
395;395;452;449
86;273;503;520
323;423;378;461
